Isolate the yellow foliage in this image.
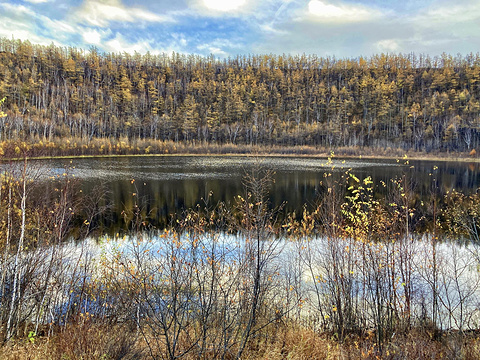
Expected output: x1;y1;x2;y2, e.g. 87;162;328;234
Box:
0;97;6;118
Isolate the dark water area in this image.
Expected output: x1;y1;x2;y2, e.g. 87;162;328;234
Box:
13;155;480;234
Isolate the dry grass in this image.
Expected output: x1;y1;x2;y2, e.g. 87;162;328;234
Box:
2;323;480;359
2;137;479;162
0;340;53;360
250;326;338;360
0;318;141;360
50;318;142;360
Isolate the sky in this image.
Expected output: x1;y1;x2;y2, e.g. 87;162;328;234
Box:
0;0;479;59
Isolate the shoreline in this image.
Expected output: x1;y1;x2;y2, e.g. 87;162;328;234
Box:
2;150;479;164
2;137;479;163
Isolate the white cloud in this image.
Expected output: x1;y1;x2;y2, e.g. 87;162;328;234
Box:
259;23;288;35
307;0;382;23
189;0;256;16
203;0;246;12
404;1;480;53
42;17;77;35
85;30;196;56
253;0;299;36
418;2;480;40
0;3;35;18
24;0;50;3
425;2;480;23
104;34;146;53
197;43;228;57
376;39;400;53
102;33;172;55
1;3;35;19
74;0;169;27
0;3;64;46
180;36;242;57
82;29;102;45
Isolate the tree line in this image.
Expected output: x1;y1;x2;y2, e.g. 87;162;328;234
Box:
0;38;480;154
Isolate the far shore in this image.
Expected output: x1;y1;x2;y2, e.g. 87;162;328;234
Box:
5;150;480;164
1;140;479;163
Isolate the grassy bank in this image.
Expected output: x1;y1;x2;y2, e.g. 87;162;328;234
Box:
2;323;480;360
1;137;479;162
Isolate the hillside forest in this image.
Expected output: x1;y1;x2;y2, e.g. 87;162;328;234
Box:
0;38;480;156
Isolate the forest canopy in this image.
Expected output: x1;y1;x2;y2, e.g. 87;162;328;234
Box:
0;38;480;154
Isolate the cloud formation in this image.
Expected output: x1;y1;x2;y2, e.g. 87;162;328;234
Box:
74;0;169;27
24;0;50;3
307;0;382;23
0;3;65;46
202;0;247;12
0;0;478;58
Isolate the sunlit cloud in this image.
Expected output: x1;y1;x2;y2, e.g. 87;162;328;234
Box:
104;34;147;53
102;33;177;55
83;30;101;45
376;39;401;53
259;23;288;35
195;38;242;57
307;0;382;22
41;17;77;35
81;28;109;45
0;3;64;45
197;44;228;57
203;0;246;12
0;3;36;21
74;0;169;27
189;0;255;16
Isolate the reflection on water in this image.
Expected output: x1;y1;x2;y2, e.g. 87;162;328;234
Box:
11;155;480;233
80;232;480;331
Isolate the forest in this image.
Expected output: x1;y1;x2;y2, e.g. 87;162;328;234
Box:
0;38;480;156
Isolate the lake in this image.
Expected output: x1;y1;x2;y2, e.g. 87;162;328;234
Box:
4;155;480;338
23;155;480;234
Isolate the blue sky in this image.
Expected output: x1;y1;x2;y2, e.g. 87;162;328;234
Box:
1;0;479;58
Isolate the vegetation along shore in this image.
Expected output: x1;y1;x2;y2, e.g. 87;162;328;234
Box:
2;37;480;359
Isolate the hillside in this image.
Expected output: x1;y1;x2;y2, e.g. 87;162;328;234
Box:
1;38;480;155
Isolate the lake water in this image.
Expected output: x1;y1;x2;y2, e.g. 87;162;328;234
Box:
23;155;480;233
3;155;480;332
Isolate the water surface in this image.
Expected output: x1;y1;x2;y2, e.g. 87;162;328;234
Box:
15;155;480;233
